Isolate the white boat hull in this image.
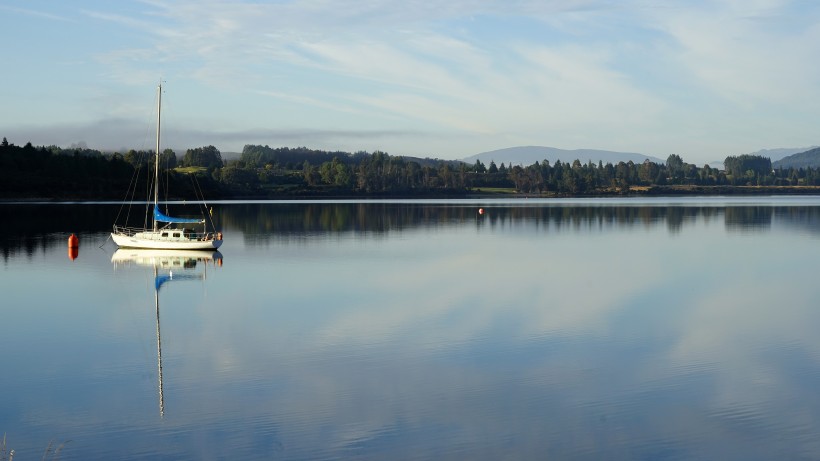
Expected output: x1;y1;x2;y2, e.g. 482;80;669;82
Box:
111;232;222;250
111;248;222;267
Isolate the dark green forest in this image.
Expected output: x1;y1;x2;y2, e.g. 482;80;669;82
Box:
3;136;820;200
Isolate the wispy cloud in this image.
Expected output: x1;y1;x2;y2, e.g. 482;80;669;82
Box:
6;0;820;160
0;4;73;22
648;0;820;107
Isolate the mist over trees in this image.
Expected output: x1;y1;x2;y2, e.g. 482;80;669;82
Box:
3;136;820;200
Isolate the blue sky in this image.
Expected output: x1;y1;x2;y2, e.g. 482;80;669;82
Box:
1;0;818;164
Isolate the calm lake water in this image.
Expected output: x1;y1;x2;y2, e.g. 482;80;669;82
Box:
3;197;820;460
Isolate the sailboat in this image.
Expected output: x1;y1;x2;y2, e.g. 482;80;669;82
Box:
112;248;223;417
111;83;223;250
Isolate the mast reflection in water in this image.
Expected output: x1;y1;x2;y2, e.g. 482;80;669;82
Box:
111;249;223;417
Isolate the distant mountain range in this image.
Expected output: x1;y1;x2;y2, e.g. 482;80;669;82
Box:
773;147;820;169
748;147;818;162
463;146;665;167
705;147;817;170
465;145;820;170
227;144;820;169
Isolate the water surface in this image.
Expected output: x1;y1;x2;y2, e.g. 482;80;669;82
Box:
2;197;820;460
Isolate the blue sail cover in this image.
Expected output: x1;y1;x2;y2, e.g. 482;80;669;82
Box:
154;206;205;224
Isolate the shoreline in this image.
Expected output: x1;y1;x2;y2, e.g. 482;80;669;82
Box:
3;185;820;203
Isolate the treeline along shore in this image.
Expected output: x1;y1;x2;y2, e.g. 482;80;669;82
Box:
3;137;820;200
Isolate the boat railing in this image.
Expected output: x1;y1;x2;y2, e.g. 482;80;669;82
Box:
112;225;140;237
113;225;220;241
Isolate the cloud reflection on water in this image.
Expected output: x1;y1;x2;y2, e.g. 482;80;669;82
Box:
3;199;820;459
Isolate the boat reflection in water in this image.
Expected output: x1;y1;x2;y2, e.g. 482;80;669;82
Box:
111;249;223;417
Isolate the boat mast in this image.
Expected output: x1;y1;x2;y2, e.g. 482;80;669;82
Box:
153;82;161;231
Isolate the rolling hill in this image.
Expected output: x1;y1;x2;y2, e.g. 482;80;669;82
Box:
773;147;820;169
749;147;818;162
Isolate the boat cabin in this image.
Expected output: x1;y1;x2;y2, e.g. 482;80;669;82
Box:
159;228;194;240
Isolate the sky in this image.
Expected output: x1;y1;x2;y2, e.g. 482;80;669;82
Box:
1;0;819;164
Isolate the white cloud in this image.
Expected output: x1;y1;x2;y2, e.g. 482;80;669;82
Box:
4;0;820;160
646;0;820;107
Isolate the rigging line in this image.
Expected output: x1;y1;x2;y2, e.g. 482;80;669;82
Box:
98;232;112;249
134;87;160;225
114;153;144;225
157;88;172;214
164;153;170;209
159;155;167;214
124;162;141;224
116;86;160;229
191;173;216;229
125;157;148;225
156;151;166;211
118;154;146;228
188;173;205;223
140;85;160;226
188;172;198;200
199;180;214;229
145;158;155;230
191;173;204;207
165;155;173;212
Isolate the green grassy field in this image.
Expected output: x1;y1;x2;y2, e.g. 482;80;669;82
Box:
468;187;518;194
174;166;207;174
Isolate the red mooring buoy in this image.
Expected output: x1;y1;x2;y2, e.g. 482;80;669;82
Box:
478;208;485;215
68;234;79;261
